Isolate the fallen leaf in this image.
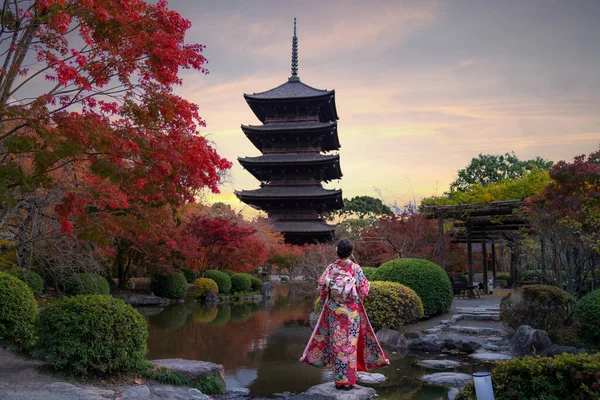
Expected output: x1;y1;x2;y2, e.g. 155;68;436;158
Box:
134;378;143;385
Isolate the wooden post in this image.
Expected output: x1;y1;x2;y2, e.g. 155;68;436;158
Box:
438;216;445;269
510;239;518;288
482;234;488;294
467;227;473;286
491;240;497;282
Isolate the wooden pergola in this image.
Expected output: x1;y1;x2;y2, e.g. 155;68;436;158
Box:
422;200;529;294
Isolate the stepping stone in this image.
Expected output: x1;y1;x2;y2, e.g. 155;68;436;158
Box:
420;372;473;387
152;358;226;390
304;382;376;400
470;352;512;362
357;372;386;384
417;359;462;370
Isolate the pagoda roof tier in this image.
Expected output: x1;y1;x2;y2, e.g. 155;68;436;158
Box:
272;220;336;233
238;154;342;182
241;121;340;152
235;185;343;211
244;80;338;123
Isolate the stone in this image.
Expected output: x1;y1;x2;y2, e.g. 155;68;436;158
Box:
116;294;170;306
409;334;443;352
417;359;462;370
405;331;422;340
357;372;386;384
227;387;251;395
479;327;502;335
470;352;512;362
443;335;481;354
202;292;219;305
424;327;443;335
120;385;151;399
151;386;210;400
152;358;226;390
508;325;552;357
376;329;408;349
261;282;275;299
304;382;376;400
549;344;587;356
420;372;473;387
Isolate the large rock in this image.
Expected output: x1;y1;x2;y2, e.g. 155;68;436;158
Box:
117;294;170;306
443;335;481;354
152;359;226;390
548;344;587;356
357;372;386;385
261;282;275;299
304;383;376;400
376;329;408;349
119;385;151;399
202;292;219;305
409;334;443;352
470;352;512;362
420;372;473;388
417;359;462;370
508;325;552;357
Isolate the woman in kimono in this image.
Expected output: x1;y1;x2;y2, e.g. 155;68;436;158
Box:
300;240;389;390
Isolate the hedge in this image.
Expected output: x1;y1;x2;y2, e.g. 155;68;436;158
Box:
0;272;38;348
65;273;110;296
237;273;263;291
455;353;600;400
151;273;188;300
193;278;219;299
12;269;44;296
363;281;424;331
203;270;231;294
231;274;252;293
37;294;148;375
222;269;236;277
182;268;198;283
372;258;452;316
361;267;377;281
573;289;600;345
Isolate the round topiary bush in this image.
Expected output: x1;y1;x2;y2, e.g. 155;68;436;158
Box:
372;258;452;317
12;269;44;296
203;270;231;294
237;273;262;291
231;274;252;293
37;294;148;375
65;273;110;296
0;272;38;348
361;267;377;281
105;276;117;294
222;269;236;277
151;273;188;300
500;284;575;334
193;278;218;299
182;268;198;283
363;281;424;331
573;289;600;344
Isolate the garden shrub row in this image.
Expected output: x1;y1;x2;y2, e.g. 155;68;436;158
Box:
151;273;188;300
203;270;231;293
201;270;262;295
11;269;44;296
65;273;110;296
0;272;38;349
361;267;377;281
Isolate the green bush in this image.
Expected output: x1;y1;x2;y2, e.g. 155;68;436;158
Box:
573;289;600;345
203;270;231;294
222;269;236;277
455;353;600;400
496;273;510;282
363;281;424;331
138;363;224;394
361;267;377;281
500;284;575;334
231;274;252;293
12;269;44;296
237;273;263;291
151;273;188;300
314;296;323;314
65;273;110;296
182;268;198;283
0;272;38;348
105;276;117;294
37;294;148;375
372;258;452;316
193;278;218;299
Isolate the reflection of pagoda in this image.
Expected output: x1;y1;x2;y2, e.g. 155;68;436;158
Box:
236;19;343;245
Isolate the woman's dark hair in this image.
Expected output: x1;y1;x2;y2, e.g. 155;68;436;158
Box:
336;240;353;258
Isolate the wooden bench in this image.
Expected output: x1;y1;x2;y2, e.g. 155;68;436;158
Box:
452;282;480;300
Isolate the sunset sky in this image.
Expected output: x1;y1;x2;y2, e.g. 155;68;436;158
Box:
170;0;600;213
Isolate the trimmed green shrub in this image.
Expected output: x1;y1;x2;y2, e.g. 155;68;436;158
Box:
237;273;263;291
0;272;38;348
182;268;198;283
363;281;424;331
65;273;110;296
500;284;575;334
573;289;600;344
193;278;218;299
372;258;452;316
231;274;252;293
496;273;510;281
151;273;187;300
12;269;44;296
37;294;148;375
105;276;117;294
203;270;231;294
222;269;236;277
361;267;377;281
455;353;600;400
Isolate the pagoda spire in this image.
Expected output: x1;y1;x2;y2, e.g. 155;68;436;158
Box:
289;18;299;82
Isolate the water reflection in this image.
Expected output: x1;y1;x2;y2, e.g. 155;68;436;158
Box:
144;283;489;399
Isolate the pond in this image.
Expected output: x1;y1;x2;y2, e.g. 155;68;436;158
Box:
143;283;490;399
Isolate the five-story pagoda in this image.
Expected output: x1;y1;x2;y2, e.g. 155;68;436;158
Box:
236;19;343;245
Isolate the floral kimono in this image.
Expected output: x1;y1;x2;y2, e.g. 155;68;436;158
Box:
300;259;389;386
